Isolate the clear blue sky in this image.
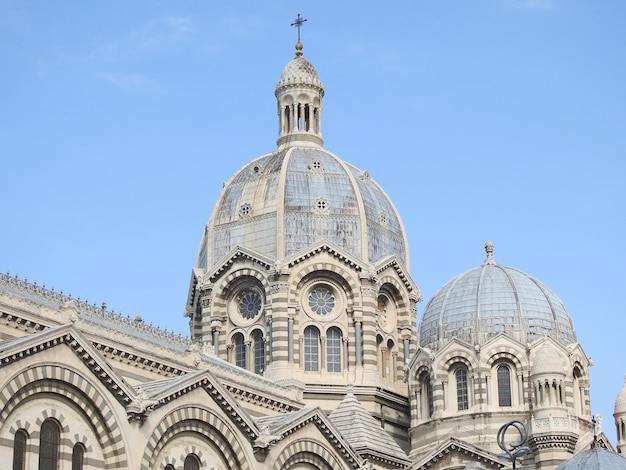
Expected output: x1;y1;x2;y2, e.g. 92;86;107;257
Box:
2;0;625;445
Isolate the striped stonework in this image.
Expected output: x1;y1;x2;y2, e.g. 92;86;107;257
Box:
272;439;352;470
141;406;251;470
0;365;126;468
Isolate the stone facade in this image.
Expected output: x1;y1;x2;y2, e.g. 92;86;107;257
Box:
0;39;621;470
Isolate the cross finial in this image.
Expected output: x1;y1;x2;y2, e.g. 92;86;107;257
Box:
291;13;307;43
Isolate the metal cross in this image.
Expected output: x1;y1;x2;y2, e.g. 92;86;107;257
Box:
291;13;307;43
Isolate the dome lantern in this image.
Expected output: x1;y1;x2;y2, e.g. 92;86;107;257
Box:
274;24;324;150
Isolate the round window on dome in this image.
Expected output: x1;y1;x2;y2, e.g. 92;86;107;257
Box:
308;286;335;316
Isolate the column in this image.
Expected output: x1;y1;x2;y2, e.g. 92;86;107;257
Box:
392;351;398;383
212;329;219;355
355;321;362;366
267;316;272;364
381;347;387;378
403;338;410;363
245;341;251;371
288;316;294;363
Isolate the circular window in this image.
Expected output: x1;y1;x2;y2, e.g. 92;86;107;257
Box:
238;290;262;320
308;286;335;316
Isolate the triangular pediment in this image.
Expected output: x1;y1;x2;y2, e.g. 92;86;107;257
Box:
207;245;275;283
0;323;136;406
255;405;363;468
411;437;508;470
285;239;366;272
132;368;259;440
374;254;421;297
482;332;527;355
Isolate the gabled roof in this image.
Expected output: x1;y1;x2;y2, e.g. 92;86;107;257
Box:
329;393;410;468
411;437;508;470
255;405;363;468
207;245;274;283
555;443;626;469
285;239;366;272
0;323;136;405
132;368;259;440
374;255;421;297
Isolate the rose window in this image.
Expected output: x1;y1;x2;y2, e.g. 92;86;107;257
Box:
308;287;335;315
239;291;262;320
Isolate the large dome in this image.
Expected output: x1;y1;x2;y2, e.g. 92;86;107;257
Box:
196;147;408;270
195;42;408;271
418;241;576;351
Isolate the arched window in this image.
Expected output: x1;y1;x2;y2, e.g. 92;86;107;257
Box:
233;332;245;369
12;429;28;470
72;443;85;470
387;339;396;381
422;375;434;418
455;368;469;411
252;329;265;374
184;454;200;470
304;326;319;372
376;335;384;377
497;364;512;407
573;366;584;415
164;465;175;470
38;419;60;470
326;327;342;373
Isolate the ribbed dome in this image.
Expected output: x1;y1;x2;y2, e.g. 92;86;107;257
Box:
276;54;323;90
196;147;408;270
614;374;626;414
532;343;565;376
418;242;576;351
554;445;626;469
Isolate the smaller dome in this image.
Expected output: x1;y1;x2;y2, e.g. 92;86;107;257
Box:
531;343;565;376
614;374;626;415
418;242;577;351
275;43;323;91
555;445;626;469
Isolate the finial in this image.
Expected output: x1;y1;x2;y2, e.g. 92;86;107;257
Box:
291;13;307;57
484;240;496;265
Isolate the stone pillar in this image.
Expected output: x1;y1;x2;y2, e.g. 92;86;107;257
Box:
354;320;362;367
288;315;294;363
244;341;251;371
267;316;272;364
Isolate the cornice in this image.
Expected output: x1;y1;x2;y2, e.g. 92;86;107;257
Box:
224;382;301;414
130;375;259;440
0;326;134;406
287;243;363;271
412;438;506;470
208;247;273;284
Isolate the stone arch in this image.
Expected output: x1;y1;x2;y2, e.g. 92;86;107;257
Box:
322;322;348;338
213;267;271;314
378;275;409;311
290;262;361;308
142;405;250;470
485;347;524;370
441;350;479;373
272;439;347;470
0;364;127;468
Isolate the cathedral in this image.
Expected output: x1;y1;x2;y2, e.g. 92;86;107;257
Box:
2;30;626;470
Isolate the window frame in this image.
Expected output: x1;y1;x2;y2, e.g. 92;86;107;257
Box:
326;327;342;373
304;326;320;372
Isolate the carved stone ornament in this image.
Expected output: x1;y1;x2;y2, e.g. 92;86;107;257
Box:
253;425;282;462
